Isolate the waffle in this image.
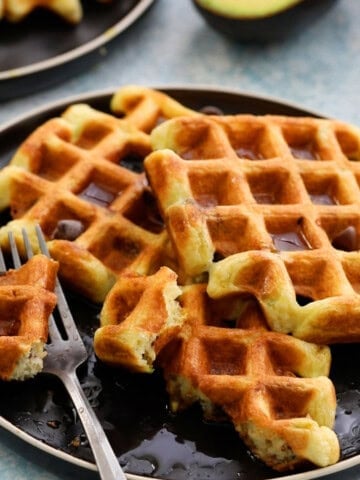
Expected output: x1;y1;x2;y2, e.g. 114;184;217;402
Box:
94;267;339;470
0;102;171;302
159;288;339;471
110;85;199;133
0;254;58;381
94;266;184;372
0;0;83;23
145;114;360;343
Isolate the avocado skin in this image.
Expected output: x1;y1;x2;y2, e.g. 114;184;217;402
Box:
192;0;339;42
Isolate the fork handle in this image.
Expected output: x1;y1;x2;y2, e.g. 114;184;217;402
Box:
59;371;127;480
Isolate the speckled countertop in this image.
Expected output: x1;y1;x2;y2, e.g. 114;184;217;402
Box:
0;0;360;479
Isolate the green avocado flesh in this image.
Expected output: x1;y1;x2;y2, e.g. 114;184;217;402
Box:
196;0;304;19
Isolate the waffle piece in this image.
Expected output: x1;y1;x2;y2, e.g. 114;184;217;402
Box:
0;103;170;303
110;85;199;133
94;266;184;372
145;114;360;343
0;0;83;23
0;254;58;381
159;287;339;471
93;266;339;471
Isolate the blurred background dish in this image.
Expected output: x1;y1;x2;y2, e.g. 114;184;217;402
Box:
192;0;339;42
0;0;154;100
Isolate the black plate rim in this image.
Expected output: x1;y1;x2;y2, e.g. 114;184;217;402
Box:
0;83;327;133
0;0;154;81
0;84;359;480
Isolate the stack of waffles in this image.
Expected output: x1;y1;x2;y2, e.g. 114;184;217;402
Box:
1;85;360;472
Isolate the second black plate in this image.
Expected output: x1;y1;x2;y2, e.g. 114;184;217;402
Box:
0;0;154;100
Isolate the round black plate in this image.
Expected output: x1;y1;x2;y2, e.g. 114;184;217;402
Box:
0;87;359;480
0;0;154;100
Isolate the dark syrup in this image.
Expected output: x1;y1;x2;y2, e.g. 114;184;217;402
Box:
330;344;360;461
78;182;116;208
310;193;336;205
290;145;319;160
236;147;263;161
332;226;358;252
271;231;310;252
253;192;275;205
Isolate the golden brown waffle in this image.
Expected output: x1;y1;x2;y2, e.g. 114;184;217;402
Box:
145;114;360;343
111;85;199;133
94;266;184;372
0;87;203;302
0;0;83;23
159;289;339;471
0;102;170;302
94;267;339;470
0;254;58;380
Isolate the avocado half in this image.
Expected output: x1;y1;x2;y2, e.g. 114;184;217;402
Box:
192;0;339;42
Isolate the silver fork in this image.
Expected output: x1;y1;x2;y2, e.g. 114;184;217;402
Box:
6;226;127;480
